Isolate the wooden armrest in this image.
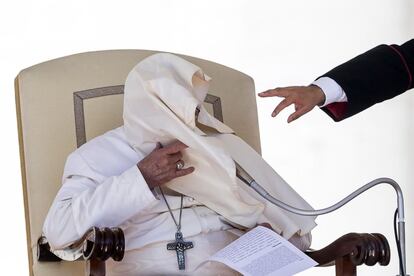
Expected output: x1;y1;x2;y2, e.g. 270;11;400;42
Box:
37;229;390;276
82;227;125;262
37;227;125;276
306;233;390;276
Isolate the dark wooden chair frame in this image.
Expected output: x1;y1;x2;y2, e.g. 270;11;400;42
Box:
37;226;390;276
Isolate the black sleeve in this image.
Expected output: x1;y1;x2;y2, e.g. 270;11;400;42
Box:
321;39;414;121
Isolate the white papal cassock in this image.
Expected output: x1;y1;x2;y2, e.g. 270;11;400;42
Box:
43;53;316;275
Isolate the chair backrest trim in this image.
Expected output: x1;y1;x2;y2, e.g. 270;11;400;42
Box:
15;76;34;275
73;85;223;148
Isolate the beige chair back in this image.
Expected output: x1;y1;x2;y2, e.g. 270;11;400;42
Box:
15;50;260;276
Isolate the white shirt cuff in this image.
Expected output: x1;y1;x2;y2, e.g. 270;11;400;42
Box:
117;165;158;208
312;77;348;107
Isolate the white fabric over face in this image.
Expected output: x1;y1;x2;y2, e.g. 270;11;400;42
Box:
123;53;316;239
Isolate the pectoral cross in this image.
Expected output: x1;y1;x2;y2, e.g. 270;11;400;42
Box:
167;231;194;270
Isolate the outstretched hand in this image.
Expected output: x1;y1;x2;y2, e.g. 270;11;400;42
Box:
258;85;325;123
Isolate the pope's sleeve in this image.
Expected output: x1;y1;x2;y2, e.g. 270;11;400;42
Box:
42;151;157;249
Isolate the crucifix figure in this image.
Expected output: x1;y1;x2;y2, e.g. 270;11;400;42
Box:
167;231;194;270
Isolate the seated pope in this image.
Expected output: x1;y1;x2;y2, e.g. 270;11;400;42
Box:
43;53;316;275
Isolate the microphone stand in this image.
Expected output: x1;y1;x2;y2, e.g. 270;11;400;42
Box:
235;162;408;276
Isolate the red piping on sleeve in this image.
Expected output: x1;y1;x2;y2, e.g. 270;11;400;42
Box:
324;102;348;121
388;45;412;90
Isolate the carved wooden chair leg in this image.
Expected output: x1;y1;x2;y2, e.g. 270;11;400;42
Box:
87;259;106;276
336;255;356;276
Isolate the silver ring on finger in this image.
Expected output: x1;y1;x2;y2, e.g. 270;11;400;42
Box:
176;160;185;170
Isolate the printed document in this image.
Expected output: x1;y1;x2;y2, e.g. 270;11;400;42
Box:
208;226;317;275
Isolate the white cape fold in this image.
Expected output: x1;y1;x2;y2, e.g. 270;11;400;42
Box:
123;53;316;239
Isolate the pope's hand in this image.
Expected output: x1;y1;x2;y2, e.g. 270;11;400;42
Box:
258;85;325;123
137;141;195;189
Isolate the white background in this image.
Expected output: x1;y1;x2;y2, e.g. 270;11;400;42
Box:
0;0;413;275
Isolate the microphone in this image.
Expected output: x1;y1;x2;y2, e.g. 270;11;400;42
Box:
235;162;408;276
